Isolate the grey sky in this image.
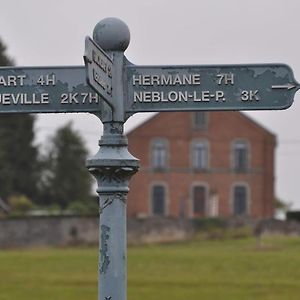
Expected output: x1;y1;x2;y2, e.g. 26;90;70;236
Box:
0;0;300;208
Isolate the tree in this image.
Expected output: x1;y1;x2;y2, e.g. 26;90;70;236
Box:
0;38;13;66
0;38;39;201
275;197;292;218
41;122;92;209
0;114;39;200
8;194;34;215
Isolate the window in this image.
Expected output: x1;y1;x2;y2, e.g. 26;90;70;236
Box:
151;185;166;216
151;139;168;170
192;185;207;216
193;112;208;129
192;140;209;171
232;140;249;172
233;185;248;216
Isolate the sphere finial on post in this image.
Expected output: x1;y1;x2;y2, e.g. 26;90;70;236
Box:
93;17;130;51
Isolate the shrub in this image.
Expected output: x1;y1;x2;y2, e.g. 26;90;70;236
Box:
8;194;34;215
67;198;98;216
192;217;227;231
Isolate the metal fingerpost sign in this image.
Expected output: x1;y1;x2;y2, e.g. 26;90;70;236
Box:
0;16;299;300
83;17;300;300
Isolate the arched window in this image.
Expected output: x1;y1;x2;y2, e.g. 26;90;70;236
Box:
191;140;209;171
232;184;249;216
191;185;208;217
151;184;166;216
232;140;250;172
151;139;168;170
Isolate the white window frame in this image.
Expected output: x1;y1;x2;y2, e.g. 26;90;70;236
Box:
191;139;209;171
150;138;169;171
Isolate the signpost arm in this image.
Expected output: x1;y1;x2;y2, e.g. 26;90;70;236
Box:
85;18;139;300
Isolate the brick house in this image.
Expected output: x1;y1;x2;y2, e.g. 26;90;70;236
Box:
127;111;276;219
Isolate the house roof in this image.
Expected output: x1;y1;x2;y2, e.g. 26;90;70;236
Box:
126;111;276;141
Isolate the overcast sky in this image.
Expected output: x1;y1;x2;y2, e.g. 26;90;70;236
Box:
0;0;300;209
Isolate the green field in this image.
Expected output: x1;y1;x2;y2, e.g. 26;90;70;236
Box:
0;236;300;300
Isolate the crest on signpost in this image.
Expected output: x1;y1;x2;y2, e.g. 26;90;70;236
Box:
84;37;114;110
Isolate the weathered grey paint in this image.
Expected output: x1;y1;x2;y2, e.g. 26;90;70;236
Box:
84;37;114;107
87;122;139;300
125;63;299;112
85;18;138;300
0;66;104;113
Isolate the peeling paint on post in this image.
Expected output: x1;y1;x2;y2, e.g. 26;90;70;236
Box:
87;121;139;300
85;19;139;300
100;224;110;274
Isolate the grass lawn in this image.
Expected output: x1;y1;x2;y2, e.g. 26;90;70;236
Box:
0;236;300;300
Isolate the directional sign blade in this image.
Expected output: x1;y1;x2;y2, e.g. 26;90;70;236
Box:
84;36;114;107
125;63;299;113
0;66;103;113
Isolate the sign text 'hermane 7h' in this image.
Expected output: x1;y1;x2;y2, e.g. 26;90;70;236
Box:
0;51;298;115
0;17;299;300
125;63;298;112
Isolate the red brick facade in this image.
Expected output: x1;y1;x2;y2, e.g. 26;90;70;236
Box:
127;111;276;219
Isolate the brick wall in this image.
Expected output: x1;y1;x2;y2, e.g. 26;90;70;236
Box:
127;111;276;219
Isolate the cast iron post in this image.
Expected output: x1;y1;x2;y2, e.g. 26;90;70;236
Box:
86;19;139;300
